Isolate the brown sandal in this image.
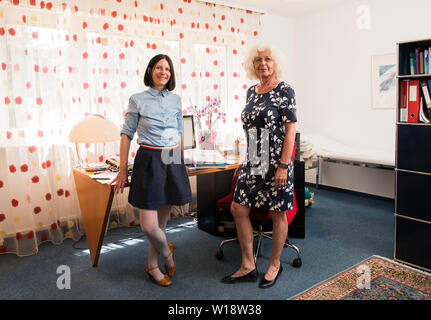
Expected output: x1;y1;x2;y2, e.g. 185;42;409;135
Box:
145;265;172;287
164;242;177;277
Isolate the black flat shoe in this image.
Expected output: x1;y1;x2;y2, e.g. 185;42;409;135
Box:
259;264;283;289
220;268;258;284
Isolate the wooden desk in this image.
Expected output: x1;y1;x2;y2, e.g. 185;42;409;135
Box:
73;157;305;266
73;159;240;267
187;163;239;177
73;169;116;267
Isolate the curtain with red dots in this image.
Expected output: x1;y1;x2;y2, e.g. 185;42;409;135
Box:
0;0;261;256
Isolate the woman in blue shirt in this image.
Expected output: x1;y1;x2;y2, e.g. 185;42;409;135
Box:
112;54;192;287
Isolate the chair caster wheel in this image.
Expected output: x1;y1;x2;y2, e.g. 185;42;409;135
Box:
216;249;224;260
292;258;302;268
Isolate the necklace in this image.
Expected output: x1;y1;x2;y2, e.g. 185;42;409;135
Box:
256;78;279;94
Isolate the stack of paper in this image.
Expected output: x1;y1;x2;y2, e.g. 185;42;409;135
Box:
300;140;316;159
89;171;117;184
184;149;229;168
83;162;110;172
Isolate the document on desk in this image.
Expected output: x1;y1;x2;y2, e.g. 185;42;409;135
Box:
89;172;117;184
184;149;231;167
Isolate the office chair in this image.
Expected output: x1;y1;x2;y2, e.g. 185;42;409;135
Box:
215;146;302;268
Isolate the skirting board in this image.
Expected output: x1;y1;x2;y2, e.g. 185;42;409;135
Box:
305;161;395;199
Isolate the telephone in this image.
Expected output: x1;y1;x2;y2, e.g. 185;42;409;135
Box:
105;157;120;168
105;157;133;174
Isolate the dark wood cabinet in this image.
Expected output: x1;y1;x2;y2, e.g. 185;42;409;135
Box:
395;39;431;272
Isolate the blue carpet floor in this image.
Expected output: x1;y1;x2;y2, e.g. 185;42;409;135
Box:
0;187;394;300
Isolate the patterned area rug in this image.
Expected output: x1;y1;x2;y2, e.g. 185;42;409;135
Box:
291;255;431;300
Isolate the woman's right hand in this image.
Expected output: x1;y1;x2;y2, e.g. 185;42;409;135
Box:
111;169;128;193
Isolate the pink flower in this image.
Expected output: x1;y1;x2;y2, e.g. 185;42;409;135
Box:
186;97;225;136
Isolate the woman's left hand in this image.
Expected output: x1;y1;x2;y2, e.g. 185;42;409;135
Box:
274;167;288;189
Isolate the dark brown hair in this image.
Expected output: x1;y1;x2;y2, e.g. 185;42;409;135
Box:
144;54;176;91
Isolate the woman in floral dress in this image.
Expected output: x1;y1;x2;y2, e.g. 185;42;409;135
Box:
221;44;297;289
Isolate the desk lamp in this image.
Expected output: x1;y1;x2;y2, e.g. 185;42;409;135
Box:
68;114;120;170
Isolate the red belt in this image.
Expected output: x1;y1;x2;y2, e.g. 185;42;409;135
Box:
139;144;179;151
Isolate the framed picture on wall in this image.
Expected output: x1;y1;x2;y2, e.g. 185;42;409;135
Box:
371;53;396;109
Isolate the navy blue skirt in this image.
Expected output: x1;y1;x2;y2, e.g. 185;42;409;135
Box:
128;146;192;210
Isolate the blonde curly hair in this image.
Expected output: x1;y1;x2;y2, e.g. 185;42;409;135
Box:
243;43;287;81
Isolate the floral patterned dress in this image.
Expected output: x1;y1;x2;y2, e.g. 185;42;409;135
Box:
233;81;297;211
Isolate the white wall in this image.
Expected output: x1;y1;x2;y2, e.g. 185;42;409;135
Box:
259;14;295;84
261;0;431;154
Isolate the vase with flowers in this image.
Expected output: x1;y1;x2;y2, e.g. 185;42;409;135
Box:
187;97;226;150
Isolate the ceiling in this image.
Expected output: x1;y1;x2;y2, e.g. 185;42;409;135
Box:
214;0;354;18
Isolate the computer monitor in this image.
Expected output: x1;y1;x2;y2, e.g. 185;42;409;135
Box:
182;115;196;150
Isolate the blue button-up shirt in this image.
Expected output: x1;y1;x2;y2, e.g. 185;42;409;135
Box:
121;87;183;147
